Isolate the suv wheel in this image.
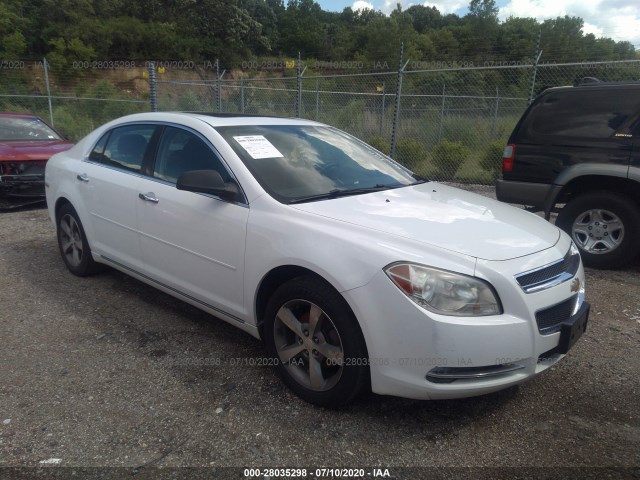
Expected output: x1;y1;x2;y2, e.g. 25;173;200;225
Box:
556;192;640;269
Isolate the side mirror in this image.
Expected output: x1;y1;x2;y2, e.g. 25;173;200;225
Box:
176;170;240;202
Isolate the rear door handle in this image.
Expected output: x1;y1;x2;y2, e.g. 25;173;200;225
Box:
76;173;89;182
138;192;159;203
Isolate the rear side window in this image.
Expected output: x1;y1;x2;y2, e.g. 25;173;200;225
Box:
89;125;157;173
528;89;640;139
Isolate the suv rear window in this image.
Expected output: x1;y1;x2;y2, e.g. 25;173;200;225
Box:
528;88;640;139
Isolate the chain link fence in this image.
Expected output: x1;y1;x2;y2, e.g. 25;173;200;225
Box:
1;58;638;185
0;60;147;140
155;59;640;184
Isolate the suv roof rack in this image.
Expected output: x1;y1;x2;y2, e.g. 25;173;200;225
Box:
575;78;640;87
577;77;602;85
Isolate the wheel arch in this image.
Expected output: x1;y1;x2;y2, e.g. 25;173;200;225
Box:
254;265;357;341
54;196;73;221
554;175;640;207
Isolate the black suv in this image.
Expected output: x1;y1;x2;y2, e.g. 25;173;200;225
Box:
496;81;640;269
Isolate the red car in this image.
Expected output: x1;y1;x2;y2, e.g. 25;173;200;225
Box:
0;113;73;199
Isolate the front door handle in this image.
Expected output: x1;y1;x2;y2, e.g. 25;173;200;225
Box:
76;173;89;182
138;192;159;203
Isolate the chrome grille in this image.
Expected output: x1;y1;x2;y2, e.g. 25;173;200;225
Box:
515;248;580;293
535;295;578;334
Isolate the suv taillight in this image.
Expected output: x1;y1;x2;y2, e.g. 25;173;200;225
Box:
502;144;516;172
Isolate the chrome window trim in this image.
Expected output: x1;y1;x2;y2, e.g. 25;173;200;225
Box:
82;120;249;207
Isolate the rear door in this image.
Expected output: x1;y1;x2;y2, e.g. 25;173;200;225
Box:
79;124;160;271
135;125;249;319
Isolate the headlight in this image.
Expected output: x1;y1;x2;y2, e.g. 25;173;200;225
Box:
384;263;502;316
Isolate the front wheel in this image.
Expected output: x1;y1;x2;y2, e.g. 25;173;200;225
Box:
556;192;640;269
263;276;370;407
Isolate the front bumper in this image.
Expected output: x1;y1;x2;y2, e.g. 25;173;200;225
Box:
344;236;588;400
0;173;45;197
496;180;561;216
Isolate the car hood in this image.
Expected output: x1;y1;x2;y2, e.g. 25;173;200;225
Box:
291;182;560;261
0;140;74;161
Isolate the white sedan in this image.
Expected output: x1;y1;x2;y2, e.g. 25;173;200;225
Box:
45;113;590;407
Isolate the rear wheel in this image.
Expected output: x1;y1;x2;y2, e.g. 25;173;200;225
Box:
556;192;640;269
264;276;369;407
56;203;103;276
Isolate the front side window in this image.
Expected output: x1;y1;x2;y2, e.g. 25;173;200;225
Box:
216;125;418;203
89;125;156;173
153;127;229;183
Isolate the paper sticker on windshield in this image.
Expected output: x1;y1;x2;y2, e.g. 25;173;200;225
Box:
233;135;284;159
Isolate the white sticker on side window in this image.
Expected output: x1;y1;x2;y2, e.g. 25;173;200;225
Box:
233;135;284;159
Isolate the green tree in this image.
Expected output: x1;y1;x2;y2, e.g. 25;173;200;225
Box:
540;16;584;61
405;5;442;33
46;37;96;74
468;0;498;21
1;31;27;59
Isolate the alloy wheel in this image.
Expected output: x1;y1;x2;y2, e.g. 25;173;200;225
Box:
59;214;84;267
273;299;344;391
571;208;624;255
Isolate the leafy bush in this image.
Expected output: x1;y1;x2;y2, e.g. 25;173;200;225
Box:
431;140;469;180
441;116;480;147
368;136;390;155
394;138;426;169
334;99;366;137
480;140;505;181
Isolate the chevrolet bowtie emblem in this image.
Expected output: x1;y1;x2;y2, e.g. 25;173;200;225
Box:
571;277;581;293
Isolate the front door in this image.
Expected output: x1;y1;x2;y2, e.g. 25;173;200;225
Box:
136;126;249;319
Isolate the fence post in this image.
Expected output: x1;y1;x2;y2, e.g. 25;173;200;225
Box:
315;78;320;120
148;62;158;112
529;31;542;105
43;58;54;126
390;43;409;160
437;83;446;143
296;52;303;118
380;82;385;137
491;87;500;137
216;59;223;113
240;78;245;113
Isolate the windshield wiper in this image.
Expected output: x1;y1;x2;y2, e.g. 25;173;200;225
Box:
411;173;429;184
288;184;396;204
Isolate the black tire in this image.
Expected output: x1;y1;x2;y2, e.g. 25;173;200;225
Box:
556;191;640;269
56;203;104;276
264;276;370;407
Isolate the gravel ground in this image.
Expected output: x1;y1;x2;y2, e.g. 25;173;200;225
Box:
0;199;639;479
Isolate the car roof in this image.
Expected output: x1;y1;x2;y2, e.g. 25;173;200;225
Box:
110;111;325;128
187;112;324;128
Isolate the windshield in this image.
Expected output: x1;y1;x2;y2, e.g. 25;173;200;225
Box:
0;116;62;141
216;125;420;203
